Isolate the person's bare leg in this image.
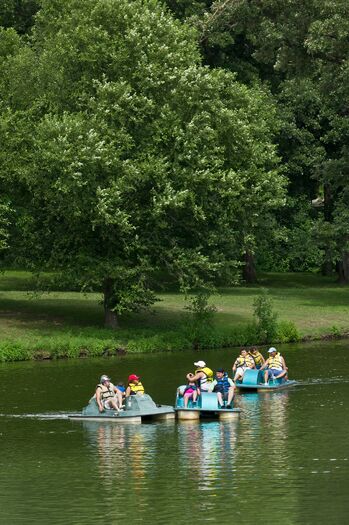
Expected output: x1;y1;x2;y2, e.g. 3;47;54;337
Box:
217;392;223;407
184;395;190;408
116;390;123;408
227;386;235;406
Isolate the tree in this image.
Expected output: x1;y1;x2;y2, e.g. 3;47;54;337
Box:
0;0;284;326
169;0;349;281
0;0;39;34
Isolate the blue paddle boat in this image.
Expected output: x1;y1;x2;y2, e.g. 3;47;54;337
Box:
235;369;297;392
175;388;241;420
70;394;175;424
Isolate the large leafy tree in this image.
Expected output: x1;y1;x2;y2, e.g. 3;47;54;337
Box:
0;0;284;326
168;0;349;281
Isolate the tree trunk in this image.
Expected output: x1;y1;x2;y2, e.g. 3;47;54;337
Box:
321;184;334;276
242;250;257;283
321;259;334;276
103;278;119;329
338;251;349;284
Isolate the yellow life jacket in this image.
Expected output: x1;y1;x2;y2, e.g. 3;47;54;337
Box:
249;351;263;367
268;353;283;370
97;383;115;401
195;367;213;385
128;381;145;394
235;355;254;368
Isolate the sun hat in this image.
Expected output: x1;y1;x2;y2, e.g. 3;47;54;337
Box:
268;347;277;353
128;374;140;382
194;360;206;368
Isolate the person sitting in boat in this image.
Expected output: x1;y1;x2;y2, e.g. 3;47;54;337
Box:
182;379;200;408
209;368;235;409
186;360;214;392
95;375;123;413
126;374;145;397
232;349;255;382
249;347;265;369
260;347;287;384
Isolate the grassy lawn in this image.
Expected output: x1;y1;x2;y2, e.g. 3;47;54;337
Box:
0;270;348;340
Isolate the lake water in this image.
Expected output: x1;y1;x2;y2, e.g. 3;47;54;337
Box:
0;340;348;524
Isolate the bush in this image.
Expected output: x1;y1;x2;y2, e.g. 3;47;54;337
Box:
253;290;278;343
275;320;300;343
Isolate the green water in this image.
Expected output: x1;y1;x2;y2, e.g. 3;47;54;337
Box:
0;341;348;524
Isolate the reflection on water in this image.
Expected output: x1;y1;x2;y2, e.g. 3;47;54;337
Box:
0;341;349;524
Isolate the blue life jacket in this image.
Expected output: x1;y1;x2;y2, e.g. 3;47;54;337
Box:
214;373;230;393
184;384;198;393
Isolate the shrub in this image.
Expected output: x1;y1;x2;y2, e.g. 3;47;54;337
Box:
275;320;300;343
253;290;278;343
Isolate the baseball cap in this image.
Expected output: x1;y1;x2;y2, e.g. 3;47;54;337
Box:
194;360;206;368
128;374;140;382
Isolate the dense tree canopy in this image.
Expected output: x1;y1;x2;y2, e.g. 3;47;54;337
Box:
1;0;348;333
165;0;349;281
0;0;284;326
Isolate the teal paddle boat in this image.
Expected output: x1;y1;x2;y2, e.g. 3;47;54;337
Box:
235;369;297;392
70;394;175;424
175;388;241;420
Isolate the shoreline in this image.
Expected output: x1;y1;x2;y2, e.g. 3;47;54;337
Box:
0;329;348;363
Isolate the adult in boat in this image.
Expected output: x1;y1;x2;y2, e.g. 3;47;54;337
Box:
209;368;235;409
126;374;145;397
95;375;123;413
186;360;214;392
260;347;287;384
232;348;255;382
249;347;265;369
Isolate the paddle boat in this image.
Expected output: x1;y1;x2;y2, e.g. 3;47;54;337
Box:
235;369;297;392
70;393;175;424
175;388;241;421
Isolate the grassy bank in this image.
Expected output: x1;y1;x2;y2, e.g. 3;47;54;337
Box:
0;271;348;361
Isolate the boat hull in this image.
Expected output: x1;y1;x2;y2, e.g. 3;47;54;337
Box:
236;369;297;392
175;389;241;420
70;394;175;424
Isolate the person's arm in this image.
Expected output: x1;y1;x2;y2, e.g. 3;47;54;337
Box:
208;380;217;392
125;386;131;397
260;358;269;370
232;360;238;373
260;355;266;365
95;387;104;412
186;371;204;382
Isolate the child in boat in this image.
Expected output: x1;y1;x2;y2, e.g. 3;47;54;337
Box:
249;347;265;369
126;374;145;396
232;348;255;382
183;379;200;408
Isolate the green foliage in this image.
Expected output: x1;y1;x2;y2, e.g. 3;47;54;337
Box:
329;325;342;339
0;0;39;34
0;0;284;322
256;198;324;272
275;320;300;343
253;290;278;343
